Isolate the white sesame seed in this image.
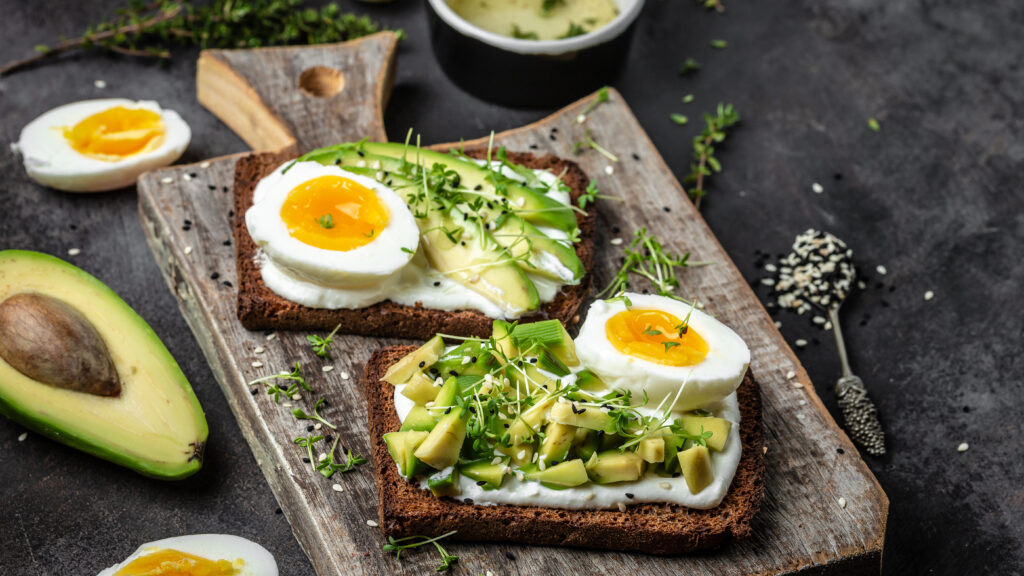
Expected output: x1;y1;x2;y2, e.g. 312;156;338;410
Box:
318;453;327;461
67;248;81;256
17;432;28;442
266;333;276;341
857;281;867;290
314;423;322;431
461;356;473;365
538;460;546;471
795;339;808;347
322;365;334;373
182;173;193;182
251;361;263;368
610;238;623;245
761;278;776;286
659;481;672;490
838;497;847;509
332;483;343;492
764;264;777;273
774;321;783;329
291;394;301;401
582;492;595;501
796;413;806;420
254;346;265;354
791;381;803;388
876;265;887;275
282;403;293;408
799;400;807;406
200;161;211;169
161;176;174;184
604;165;614;175
576;113;587;123
491;456;503;466
184;246;193;255
616;502;627;512
786;370;796;379
812;182;824;194
515;470;525;481
94;79;106;89
366;519;378;527
924;290;935;301
486;571;495;576
340;371;350;380
957;442;969;453
813;316;826;325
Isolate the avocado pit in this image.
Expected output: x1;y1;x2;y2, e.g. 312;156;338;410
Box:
0;292;121;396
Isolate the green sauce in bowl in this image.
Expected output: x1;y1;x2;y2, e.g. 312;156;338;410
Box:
447;0;620;40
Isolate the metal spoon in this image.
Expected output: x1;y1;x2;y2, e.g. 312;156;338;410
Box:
828;305;886;456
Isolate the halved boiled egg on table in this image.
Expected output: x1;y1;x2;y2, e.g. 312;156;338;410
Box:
576;292;751;411
15;98;190;192
96;534;277;576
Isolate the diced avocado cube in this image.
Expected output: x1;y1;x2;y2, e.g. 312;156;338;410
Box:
574;430;600;462
678;445;714;494
430;377;460;414
528;458;590;488
575;369;607;392
414;407;467;470
508;363;558;394
433;341;496;378
401;372;442;405
492;320;517;360
508;397;555;444
383;430;430;479
496;441;535;466
427;466;460;497
549;400;614;432
638;436;666;463
585;450;646;484
400;405;438;432
677;416;732;452
662;434;688;474
382;335;445;385
539;421;575;464
460;459;507;490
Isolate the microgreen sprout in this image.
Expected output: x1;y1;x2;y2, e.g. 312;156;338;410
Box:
315;214;335;229
596;228;691;299
248;362;311;403
315;435;366;477
293;434;325;466
572;128;619;162
292;397;337;430
307;324;341;358
382;531;459;572
680;58;701;75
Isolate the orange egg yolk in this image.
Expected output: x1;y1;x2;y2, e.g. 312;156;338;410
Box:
63;106;166;160
606;309;709;367
280;175;390;251
113;548;235;575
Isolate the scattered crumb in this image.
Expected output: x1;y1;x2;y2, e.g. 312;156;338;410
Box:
838;497;847;509
812;182;824;194
604;165;614;175
610;238;623;245
67;248;81;256
957;442;969;453
762;445;768;455
161;176;174;184
876;265;887;275
184;246;193;255
616;502;627;512
322;365;335;373
658;481;672;490
924;290;935;301
366;519;379;527
200;161;211;169
795;339;808;347
332;484;343;492
17;432;28;442
251;361;264;368
94;79;106;89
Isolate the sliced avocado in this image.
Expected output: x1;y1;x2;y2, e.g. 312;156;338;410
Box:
433;341;496;378
575;370;607;392
637;436;666;463
492;320;517;360
662;434;688;474
400;405;438;432
358;141;578;233
511;320;579;366
460;459;507;490
0;251;208;480
508;396;555;444
400;372;442;405
528;458;589;488
382;335;445;385
677;416;732;452
490;212;583;283
585;450;646;484
427;466;460;497
414;407;467;470
496;441;535;466
430;376;460;414
575;430;601;461
383;430;430;478
678;444;714;494
549;400;614;432
539;421;575;464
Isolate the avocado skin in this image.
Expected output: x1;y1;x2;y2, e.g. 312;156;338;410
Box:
0;250;209;480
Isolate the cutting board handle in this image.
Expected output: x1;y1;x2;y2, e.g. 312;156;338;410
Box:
196;32;398;154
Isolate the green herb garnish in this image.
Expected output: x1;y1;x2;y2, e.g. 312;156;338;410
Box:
868;117;881;132
683;94;695;103
293;434;324;467
292;397;337;430
306;323;341;357
685;103;740;209
671;113;689;125
540;0;566;16
662;341;681;353
710;39;728;49
643;327;663;336
559;22;587;39
511;25;539;40
315;214;335;229
680;58;701;75
572;128;619;162
597;228;691;299
248;362;311;403
698;0;725;12
383;531;459;572
315;435;367;477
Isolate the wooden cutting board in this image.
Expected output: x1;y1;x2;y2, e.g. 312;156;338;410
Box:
137;32;888;575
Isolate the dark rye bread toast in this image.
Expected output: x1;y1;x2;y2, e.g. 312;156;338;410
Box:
364;345;766;555
232;148;597;338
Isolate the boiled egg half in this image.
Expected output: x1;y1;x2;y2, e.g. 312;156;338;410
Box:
15;98;191;192
575;293;750;411
246;161;419;288
96;534;278;576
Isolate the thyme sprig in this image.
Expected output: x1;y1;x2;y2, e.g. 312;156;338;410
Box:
307;323;341;357
383;531;459;572
596;228;691;299
1;0;401;77
292;397;337;430
685;103;740;210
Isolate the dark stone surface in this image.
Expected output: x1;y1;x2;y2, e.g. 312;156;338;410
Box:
1;0;1021;574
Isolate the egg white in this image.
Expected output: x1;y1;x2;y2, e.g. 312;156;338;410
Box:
15;98;191;193
575;293;750;412
96;534;278;576
245;161;420;287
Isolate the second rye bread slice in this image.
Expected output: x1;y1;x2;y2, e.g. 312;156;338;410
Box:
364;345;767;555
232;147;597;339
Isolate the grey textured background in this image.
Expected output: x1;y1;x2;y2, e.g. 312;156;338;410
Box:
1;0;1022;574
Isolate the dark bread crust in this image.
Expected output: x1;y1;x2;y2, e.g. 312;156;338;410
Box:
233;148;596;338
364;345;766;556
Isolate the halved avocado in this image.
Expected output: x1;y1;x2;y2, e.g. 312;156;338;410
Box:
0;250;208;480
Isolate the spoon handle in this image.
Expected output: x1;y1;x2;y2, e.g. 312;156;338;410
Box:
829;307;886;456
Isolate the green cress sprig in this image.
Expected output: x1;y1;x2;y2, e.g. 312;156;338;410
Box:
685;103;740;210
698;0;725;12
382;531;459;572
572;128;619;163
247;362;312;403
316;435;367;478
1;0;401;77
307;323;341;358
292;397;337;430
596;228;691;300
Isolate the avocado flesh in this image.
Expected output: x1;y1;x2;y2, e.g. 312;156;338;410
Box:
0;250;208;480
491;320;517;359
428;466;460;496
383;335;444;385
460;459;507;490
529;458;589;488
401;372;441;405
414;407;467;470
539;421;575;464
384;430;430;478
496;442;535;466
638;436;666;463
550;400;614;432
678;445;715;494
508;397;555;444
400;405;438;432
677;416;732;452
585;450;646;484
490;212;583;283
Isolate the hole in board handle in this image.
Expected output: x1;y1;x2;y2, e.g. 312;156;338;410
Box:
298;66;345;98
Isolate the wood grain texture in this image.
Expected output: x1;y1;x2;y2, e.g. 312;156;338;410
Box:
137;37;887;574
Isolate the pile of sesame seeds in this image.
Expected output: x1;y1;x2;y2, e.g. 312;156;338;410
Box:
769;229;856;316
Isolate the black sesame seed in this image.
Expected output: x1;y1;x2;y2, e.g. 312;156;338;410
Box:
476;480;487;486
632;153;640;161
189;172;197;178
445;407;452;414
530;358;537;363
836;448;845;454
250;388;258;396
612;226;620;234
503;423;509;428
449;370;459;376
302;457;310;463
70;224;77;230
210;272;220;280
505;552;516;561
334;159;341;165
223;239;232;246
470;356;477;363
963;406;970;413
433;281;441;287
834;173;843;180
307;425;314;432
228;210;234;217
208;185;217;191
275;508;282;514
663;206;671;213
324;435;333;444
549;134;557;141
551;127;559;133
222;186;229;193
464;498;474;504
222;281;233;287
418;361;426;368
625;493;635;499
